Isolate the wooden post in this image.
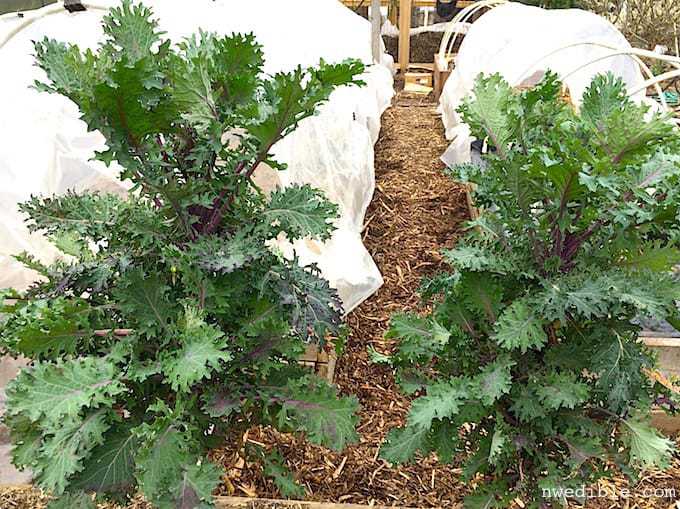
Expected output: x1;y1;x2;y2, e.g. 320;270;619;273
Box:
371;0;382;63
398;0;412;73
388;0;398;25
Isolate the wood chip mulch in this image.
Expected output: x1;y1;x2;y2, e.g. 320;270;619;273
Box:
4;90;680;509
208;89;471;508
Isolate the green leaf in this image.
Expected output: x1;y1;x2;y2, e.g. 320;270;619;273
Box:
366;345;392;365
264;185;338;241
464;482;508;509
170;48;219;134
172;32;264;130
262;449;305;499
459;73;516;159
93;58;173;142
562;433;604;469
102;0;163;63
427;420;459;463
618;243;680;273
493;300;547;353
7;298;92;360
162;308;231;392
590;332;650;413
407;379;469;429
5;414;43;471
535;373;589;410
33;38;96;102
271;262;343;342
580;72;629;128
277;377;359;452
488;426;507;466
380;426;429;464
510;386;545;422
458;272;504;324
173;461;221;509
37;410;111;494
116;270;174;335
622;416;675;469
71;427;139;494
192;231;264;274
541;275;611;321
472;356;515;406
5;357;125;423
386;313;450;361
135;421;192;505
581;73;674;164
19;192;124;245
250;60;364;151
443;245;515;275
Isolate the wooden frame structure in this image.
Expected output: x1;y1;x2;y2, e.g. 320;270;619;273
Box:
341;0;475;73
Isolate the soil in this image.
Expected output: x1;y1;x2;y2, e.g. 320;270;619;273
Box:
383;30;462;64
3;89;680;509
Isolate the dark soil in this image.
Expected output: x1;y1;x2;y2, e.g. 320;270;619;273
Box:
383;29;463;64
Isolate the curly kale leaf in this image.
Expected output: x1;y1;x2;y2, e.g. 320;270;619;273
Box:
5;357;125;423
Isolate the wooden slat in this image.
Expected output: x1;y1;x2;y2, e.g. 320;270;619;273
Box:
394;62;435;71
651;409;680;435
641;336;680;347
398;0;412;73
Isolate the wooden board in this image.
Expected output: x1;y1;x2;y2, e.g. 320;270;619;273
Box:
405;71;433;87
398;0;412;73
651;409;680;435
642;336;680;380
298;344;337;383
434;54;453;101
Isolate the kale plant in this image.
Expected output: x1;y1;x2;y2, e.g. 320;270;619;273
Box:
379;72;680;507
0;2;364;507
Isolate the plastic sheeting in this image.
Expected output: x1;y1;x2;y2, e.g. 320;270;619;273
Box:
0;0;394;312
439;3;645;165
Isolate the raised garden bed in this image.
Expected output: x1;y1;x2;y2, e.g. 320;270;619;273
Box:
383;23;463;64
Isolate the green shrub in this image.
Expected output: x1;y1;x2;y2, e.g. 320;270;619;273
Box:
379;72;680;507
0;1;365;507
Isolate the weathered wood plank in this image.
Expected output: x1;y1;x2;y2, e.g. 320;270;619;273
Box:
398;0;412;73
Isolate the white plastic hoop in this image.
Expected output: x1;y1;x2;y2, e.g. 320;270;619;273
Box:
517;41;680;114
436;0;507;69
0;2;109;51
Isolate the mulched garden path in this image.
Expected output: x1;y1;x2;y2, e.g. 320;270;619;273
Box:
208;89;471;507
3;89;680;509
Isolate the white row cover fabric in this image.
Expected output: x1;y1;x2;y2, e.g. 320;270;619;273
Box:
439;3;645;165
0;0;394;312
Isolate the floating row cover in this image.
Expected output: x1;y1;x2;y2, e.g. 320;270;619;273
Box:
0;0;395;313
439;2;648;165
